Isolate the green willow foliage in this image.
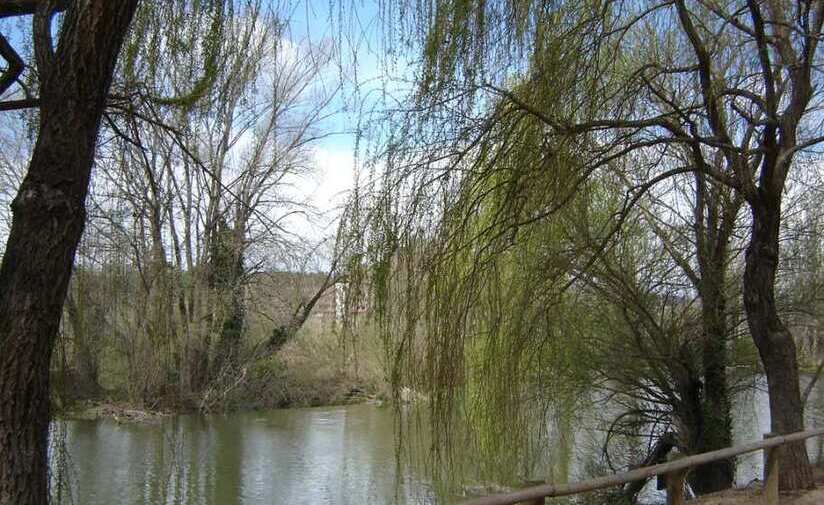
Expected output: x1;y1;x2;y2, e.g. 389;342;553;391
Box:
381;0;604;101
120;0;253;111
349;82;620;489
337;1;622;487
348;0;782;490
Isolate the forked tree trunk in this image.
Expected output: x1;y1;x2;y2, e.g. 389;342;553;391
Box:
743;195;813;490
688;175;737;495
0;3;139;504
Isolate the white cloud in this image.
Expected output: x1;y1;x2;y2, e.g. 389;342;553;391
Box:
308;146;358;213
270;144;359;245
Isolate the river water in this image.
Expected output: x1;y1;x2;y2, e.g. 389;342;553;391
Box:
52;378;824;505
52;404;437;505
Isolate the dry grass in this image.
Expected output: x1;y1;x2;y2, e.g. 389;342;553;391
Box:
278;323;388;406
229;322;388;409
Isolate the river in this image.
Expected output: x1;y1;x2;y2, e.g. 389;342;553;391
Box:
51;377;824;504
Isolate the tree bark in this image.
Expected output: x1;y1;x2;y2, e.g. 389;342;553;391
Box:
0;2;139;504
210;219;247;380
743;195;814;490
691;290;734;494
687;174;737;495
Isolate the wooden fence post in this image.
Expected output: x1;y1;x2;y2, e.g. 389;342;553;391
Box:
521;480;545;505
665;452;687;505
763;433;780;505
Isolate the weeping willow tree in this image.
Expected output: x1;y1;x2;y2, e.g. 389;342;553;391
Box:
346;2;605;490
353;107;749;495
347;0;824;492
346;52;628;490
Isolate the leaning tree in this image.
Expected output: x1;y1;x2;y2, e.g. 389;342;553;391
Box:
0;2;140;503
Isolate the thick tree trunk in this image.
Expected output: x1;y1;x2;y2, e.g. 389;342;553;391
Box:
623;432;677;503
743;196;813;490
691;293;734;494
0;3;139;504
213;288;245;375
207;218;246;381
211;243;246;379
688;176;736;495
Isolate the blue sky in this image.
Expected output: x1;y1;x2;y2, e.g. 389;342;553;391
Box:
276;1;415;230
0;2;413;246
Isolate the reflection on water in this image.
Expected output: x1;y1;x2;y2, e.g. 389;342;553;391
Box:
54;377;824;505
56;405;435;505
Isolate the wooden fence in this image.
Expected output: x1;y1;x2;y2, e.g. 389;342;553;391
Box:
459;428;824;505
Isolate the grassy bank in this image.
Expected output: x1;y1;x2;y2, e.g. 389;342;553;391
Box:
53;323;390;419
229;324;390;410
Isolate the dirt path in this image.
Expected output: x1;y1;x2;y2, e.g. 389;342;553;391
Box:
692;469;824;505
692;487;824;505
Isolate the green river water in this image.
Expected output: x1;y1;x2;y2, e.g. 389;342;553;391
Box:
53;403;437;505
52;378;824;505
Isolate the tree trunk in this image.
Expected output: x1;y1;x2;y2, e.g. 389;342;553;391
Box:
0;3;139;504
623;432;677;503
208;219;246;380
743;196;813;490
690;292;734;494
687;175;736;495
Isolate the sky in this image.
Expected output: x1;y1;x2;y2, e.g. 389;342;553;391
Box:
270;0;416;241
273;1;398;235
0;1;408;249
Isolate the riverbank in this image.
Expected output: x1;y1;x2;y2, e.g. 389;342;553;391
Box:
53;325;390;419
57;385;387;423
57;393;387;422
60;401;171;423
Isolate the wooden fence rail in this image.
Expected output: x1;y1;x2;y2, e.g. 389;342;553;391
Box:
459;428;824;505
